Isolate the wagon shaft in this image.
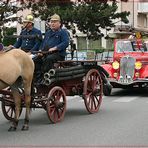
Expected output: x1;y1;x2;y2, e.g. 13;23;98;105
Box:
0;89;12;96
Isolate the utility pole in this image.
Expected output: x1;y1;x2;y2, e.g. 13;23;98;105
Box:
133;0;134;28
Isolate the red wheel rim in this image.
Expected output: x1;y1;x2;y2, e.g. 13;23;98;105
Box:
2;99;22;121
83;69;103;113
2;101;15;121
46;86;66;123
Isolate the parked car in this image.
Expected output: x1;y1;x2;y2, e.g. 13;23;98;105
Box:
101;38;148;96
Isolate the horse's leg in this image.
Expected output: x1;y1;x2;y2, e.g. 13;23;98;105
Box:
8;89;21;131
21;94;31;130
21;79;32;131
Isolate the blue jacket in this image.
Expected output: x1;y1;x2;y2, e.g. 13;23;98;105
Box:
14;27;42;52
40;28;69;57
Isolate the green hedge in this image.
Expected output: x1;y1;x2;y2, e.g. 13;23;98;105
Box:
2;27;16;46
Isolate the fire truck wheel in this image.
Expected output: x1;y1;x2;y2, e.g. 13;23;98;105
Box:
103;83;112;96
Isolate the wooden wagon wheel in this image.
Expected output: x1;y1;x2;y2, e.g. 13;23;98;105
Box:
1;97;22;121
46;86;66;123
83;69;103;113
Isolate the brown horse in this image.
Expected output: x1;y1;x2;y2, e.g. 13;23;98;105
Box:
0;49;34;131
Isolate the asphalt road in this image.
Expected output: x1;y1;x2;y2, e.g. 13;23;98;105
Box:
0;88;148;147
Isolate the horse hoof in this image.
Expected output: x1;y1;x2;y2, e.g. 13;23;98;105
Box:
8;126;17;132
21;125;29;131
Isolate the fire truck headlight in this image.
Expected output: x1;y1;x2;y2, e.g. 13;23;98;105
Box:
112;61;119;70
135;61;142;70
113;72;118;78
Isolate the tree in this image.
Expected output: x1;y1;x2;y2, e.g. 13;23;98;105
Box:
0;0;130;42
73;1;130;39
0;0;73;42
0;0;24;43
3;27;16;46
30;0;130;40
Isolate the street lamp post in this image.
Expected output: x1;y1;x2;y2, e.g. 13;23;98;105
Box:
133;0;134;28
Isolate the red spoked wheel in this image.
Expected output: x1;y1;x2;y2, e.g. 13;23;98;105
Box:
83;69;103;113
1;97;22;121
46;86;66;123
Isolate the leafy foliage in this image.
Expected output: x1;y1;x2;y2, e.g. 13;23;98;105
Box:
30;0;130;40
0;0;22;26
0;0;130;42
0;0;22;42
3;27;16;46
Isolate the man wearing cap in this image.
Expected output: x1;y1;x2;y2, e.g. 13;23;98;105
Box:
9;14;42;53
36;13;69;83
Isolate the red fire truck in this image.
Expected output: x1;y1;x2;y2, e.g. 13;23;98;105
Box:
102;33;148;96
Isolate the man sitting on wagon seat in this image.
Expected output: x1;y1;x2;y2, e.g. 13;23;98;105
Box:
9;14;42;54
36;14;69;84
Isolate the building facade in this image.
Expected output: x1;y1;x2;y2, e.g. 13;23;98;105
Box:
105;0;148;50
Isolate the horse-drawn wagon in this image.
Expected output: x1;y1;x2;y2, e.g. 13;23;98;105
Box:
0;44;110;130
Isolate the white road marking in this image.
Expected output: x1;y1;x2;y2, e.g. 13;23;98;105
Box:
113;96;138;102
67;95;81;101
67;96;84;102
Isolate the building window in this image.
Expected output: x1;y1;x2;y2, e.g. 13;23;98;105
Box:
144;16;147;28
77;36;102;50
